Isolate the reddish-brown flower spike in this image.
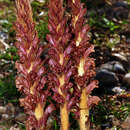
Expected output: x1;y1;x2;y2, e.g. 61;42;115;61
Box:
46;0;77;130
68;0;100;130
15;0;55;129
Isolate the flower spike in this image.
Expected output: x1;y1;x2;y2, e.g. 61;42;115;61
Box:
15;0;55;129
68;0;100;129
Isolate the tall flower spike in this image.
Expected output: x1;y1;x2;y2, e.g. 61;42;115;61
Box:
15;0;55;129
68;0;100;130
46;0;75;130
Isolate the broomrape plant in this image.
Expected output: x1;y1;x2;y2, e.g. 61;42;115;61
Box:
15;0;55;129
15;0;100;130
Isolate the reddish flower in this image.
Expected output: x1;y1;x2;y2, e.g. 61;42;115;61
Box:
68;0;100;129
15;0;55;129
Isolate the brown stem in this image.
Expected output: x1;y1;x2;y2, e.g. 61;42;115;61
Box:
79;88;90;130
60;101;69;130
58;75;69;130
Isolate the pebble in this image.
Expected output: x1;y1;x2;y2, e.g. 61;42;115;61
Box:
112;87;126;94
99;61;126;74
0;106;6;114
2;114;9;120
96;69;119;86
6;103;15;115
123;73;130;87
10;127;20;130
15;113;26;123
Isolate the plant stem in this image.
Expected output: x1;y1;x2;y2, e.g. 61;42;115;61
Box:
58;75;69;130
60;102;69;130
79;88;90;130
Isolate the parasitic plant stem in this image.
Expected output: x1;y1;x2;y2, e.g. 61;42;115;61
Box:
79;88;89;130
47;0;73;129
68;0;100;129
15;0;55;129
60;102;69;130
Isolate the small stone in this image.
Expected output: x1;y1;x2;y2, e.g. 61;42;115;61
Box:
15;113;26;123
113;62;126;74
96;69;119;86
112;87;126;94
0;106;6;114
113;2;128;8
126;38;130;43
6;103;15;115
99;63;113;71
112;53;128;63
101;123;111;129
2;114;9;120
99;61;126;74
123;73;130;87
10;126;20;130
0;30;8;40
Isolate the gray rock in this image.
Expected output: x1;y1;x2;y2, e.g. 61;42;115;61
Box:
113;1;128;8
126;38;130;43
10;126;20;130
123;73;130;87
0;30;8;41
112;87;126;94
15;113;26;123
0;106;6;114
112;52;128;62
99;63;113;72
96;69;119;86
99;61;126;74
112;53;129;70
112;53;127;62
112;2;129;20
101;123;111;129
2;114;10;120
113;62;126;73
6;103;15;115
